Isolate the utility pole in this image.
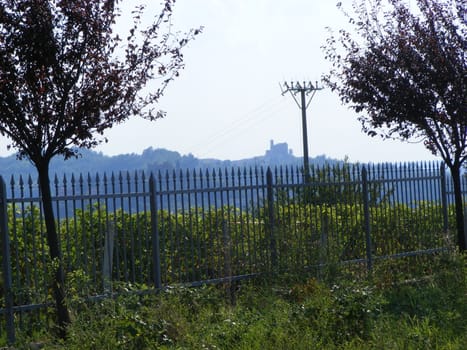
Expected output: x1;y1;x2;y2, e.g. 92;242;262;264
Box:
281;81;322;181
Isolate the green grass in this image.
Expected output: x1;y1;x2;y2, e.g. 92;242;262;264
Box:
6;251;467;349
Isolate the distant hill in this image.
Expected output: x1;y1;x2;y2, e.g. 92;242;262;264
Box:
0;140;340;179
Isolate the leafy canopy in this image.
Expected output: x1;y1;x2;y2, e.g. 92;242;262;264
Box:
323;0;466;168
0;0;201;162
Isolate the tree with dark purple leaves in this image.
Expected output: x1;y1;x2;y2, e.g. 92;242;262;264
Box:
0;0;201;337
323;0;466;251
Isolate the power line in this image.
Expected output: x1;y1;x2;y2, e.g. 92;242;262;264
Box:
189;95;289;158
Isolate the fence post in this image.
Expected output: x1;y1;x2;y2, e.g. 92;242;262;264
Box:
440;164;449;234
149;174;162;289
266;168;277;271
0;176;15;344
361;167;373;272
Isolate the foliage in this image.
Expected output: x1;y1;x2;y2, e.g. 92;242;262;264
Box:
323;0;466;162
323;0;467;250
0;0;201;158
3;196;454;305
294;160;392;207
4;251;465;349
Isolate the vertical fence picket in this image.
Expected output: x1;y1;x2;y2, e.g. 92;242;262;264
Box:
29;175;39;295
205;169;213;279
54;174;63;277
242;168;251;270
141;171;151;285
102;173;111;292
70;174;77;272
198;169;207;280
186;169;195;281
440;164;449;234
192;169;201;280
103;207;114;294
0;176;15;344
181;169;188;281
361;167;372;271
9;177;19;293
126;172;135;283
229;168;237;275
157;171;166;284
266;168;277;271
213;168;219;277
235;168;243;275
134;171;142;282
19;175;31;295
62;175;70;272
149;173;162;290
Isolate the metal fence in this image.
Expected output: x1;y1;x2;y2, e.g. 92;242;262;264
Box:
0;161;466;342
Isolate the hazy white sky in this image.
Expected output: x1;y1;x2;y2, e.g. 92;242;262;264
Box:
0;0;439;163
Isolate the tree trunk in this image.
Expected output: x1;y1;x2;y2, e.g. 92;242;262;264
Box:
36;159;71;338
449;164;466;251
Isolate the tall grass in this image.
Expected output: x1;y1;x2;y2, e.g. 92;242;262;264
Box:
6;249;465;349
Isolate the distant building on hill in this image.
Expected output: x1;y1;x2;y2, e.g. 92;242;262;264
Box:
264;140;295;164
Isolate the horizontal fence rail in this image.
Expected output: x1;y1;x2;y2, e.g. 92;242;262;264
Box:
1;161;466;342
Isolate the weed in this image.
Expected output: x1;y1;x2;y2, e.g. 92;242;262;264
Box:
4;251;466;349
